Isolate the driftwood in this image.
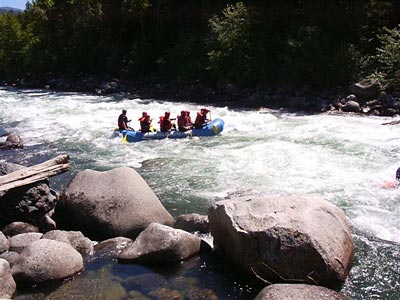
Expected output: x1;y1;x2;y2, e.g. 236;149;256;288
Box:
0;155;70;192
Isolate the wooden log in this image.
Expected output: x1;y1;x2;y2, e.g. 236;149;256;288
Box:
0;155;70;192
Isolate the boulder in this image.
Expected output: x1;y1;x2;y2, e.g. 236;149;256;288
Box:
11;239;83;284
118;223;203;264
8;232;43;253
42;230;94;256
207;195;354;288
341;100;360;112
349;79;381;100
0;251;20;268
174;213;210;233
0;259;16;299
1;222;39;237
0;132;23;150
0;161;24;175
45;267;127;300
0;161;58;230
254;284;351;300
94;237;132;256
0;232;8;254
55;167;174;240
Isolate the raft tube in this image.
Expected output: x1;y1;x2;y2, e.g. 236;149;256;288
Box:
119;118;224;143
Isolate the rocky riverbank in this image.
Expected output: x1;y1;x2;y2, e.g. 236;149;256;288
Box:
0;155;355;299
3;75;400;117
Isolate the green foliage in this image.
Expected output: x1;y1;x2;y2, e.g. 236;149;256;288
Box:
0;13;23;74
207;2;252;83
158;32;208;80
374;26;400;88
1;0;400;90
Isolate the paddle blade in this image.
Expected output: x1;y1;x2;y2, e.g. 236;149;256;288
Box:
122;133;128;143
212;125;219;134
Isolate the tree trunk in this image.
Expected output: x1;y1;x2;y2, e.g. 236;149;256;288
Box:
0;155;70;192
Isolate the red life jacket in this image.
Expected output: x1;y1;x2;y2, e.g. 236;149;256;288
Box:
139;117;151;132
194;112;207;128
177;115;185;130
159;116;172;132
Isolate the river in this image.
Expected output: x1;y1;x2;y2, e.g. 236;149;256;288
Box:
0;88;399;299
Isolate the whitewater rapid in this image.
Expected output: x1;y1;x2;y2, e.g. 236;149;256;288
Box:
1;87;399;299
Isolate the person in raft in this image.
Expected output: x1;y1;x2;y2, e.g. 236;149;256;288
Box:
139;112;153;133
194;108;211;129
382;167;400;189
177;110;193;131
159;111;176;132
118;109;134;131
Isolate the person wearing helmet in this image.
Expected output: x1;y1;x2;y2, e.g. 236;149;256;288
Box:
118;109;134;131
139;112;153;132
177;110;192;131
159;111;176;132
194;108;210;129
382;167;400;189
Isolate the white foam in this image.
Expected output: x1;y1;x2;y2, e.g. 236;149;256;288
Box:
1;88;400;244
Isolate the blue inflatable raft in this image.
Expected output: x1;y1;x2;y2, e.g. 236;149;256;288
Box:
117;118;224;143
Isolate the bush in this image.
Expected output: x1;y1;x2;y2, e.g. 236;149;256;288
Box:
374;26;400;88
207;2;252;83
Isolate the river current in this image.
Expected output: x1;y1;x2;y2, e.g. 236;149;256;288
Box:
0;88;399;299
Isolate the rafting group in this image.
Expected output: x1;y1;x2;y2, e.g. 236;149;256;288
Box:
117;108;211;133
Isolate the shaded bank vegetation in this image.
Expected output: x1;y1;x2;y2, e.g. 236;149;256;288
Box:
1;0;400;92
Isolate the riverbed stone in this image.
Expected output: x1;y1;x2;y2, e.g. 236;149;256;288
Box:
8;232;43;253
46;267;127;300
148;287;181;300
0;161;58;231
207;195;354;288
118;223;202;264
0;232;8;254
42;230;94;256
0;251;20;268
349;78;381;100
254;283;351;300
342;100;360;112
174;213;210;233
11;239;83;284
1;222;39;237
56;167;174;240
0;259;16;299
185;288;219;300
124;272;168;293
0;132;23;150
94;237;132;256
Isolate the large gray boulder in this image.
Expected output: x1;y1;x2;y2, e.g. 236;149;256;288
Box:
349;78;381;100
55;167;174;240
254;284;351;300
208;195;354;288
11;239;83;284
118;223;203;264
0;259;16;299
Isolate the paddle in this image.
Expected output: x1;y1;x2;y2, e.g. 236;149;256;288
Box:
122;131;128;143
